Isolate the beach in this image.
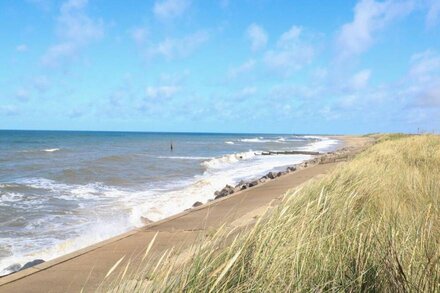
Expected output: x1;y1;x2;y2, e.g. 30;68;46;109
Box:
0;131;340;275
0;135;372;292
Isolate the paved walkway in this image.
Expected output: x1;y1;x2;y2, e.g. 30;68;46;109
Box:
0;163;338;292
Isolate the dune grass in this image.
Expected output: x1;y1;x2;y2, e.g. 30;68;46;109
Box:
109;134;440;292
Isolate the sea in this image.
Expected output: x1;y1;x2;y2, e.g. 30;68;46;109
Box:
0;130;340;275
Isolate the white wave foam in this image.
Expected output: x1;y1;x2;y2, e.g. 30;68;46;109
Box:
225;141;234;145
44;148;60;152
240;137;271;143
130;152;313;225
0;216;131;276
0;192;23;202
239;137;289;144
201;151;258;170
299;136;339;152
15;178;120;201
19;148;61;153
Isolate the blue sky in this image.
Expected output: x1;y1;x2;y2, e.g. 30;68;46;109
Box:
1;0;440;134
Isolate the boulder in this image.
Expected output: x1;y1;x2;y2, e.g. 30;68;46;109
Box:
287;166;296;172
248;180;259;187
214;185;235;199
266;172;276;179
5;263;21;273
21;259;45;271
141;216;153;225
235;180;246;188
192;201;203;207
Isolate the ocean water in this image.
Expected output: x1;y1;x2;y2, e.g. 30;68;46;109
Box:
0;130;339;275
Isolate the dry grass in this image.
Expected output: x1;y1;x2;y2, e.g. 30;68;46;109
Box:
106;134;440;292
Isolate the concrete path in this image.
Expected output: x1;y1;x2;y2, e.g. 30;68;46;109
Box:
0;162;339;292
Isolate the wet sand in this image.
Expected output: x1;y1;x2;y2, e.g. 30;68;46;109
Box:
0;135;372;293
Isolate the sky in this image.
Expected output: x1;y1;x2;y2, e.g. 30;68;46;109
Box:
1;0;440;134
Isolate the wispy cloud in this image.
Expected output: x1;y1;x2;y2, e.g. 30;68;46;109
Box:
145;85;180;99
426;0;440;28
130;27;149;45
246;23;268;51
350;69;372;90
16;44;28;52
337;0;413;58
41;0;104;67
0;105;19;116
406;50;440;108
264;26;314;75
228;59;256;79
147;31;209;60
153;0;191;20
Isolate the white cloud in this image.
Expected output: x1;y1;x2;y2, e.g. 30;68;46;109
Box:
147;31;209;60
228;59;256;79
414;83;440;107
0;105;19;116
277;26;302;47
15;89;31;101
409;50;440;81
33;75;51;92
42;43;76;67
41;0;104;67
426;0;440;27
16;44;28;52
246;23;268;51
153;0;191;20
146;85;179;99
264;25;314;75
131;27;149;45
337;0;413;58
232;86;257;101
350;69;372;90
407;50;440;108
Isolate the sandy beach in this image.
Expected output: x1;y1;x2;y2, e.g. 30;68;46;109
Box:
0;136;372;292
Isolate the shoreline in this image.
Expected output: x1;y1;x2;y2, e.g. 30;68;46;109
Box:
202;135;363;206
0;135;373;292
0;135;340;276
0;136;365;275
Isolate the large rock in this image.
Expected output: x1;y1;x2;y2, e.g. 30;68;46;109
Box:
192;201;203;207
5;263;21;273
235;180;246;188
141;217;153;225
287;166;296;172
277;171;287;177
266;172;276;179
20;259;45;271
248;180;259;187
214;185;235;199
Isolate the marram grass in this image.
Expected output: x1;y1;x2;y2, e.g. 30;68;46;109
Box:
106;134;440;292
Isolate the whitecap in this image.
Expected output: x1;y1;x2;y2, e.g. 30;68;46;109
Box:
201;151;259;170
43;148;60;152
0;192;23;202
